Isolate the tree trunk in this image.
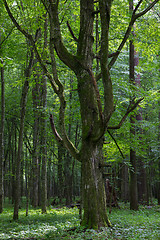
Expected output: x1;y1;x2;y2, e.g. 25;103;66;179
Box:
64;152;73;205
40;75;47;214
32;79;40;208
57;144;64;203
120;163;129;202
129;0;138;210
13;80;29;220
80;139;111;229
130;147;138;210
12;122;17;204
0;59;5;213
13;48;34;220
158;104;160;205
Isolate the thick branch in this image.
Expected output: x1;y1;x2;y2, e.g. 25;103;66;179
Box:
49;40;80;161
50;114;80;161
108;97;144;130
87;68;104;124
48;0;77;71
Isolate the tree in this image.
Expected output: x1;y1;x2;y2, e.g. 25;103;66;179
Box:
3;0;159;228
13;49;34;220
129;0;139;211
0;58;5;213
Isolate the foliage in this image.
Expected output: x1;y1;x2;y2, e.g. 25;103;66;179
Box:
0;200;160;239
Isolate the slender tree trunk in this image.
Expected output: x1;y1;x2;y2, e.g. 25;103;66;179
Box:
134;51;148;204
12;122;17;204
0;59;5;213
47;154;52;204
40;14;48;213
13;80;29;220
32;80;40;208
129;0;138;211
158;103;160;205
38;155;41;206
64;152;73;205
57;144;64;203
13;48;34;220
130;146;138;210
40;75;47;214
64;79;74;205
120;163;129;202
25;148;29;216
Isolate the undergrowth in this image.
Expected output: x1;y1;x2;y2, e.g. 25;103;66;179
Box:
0;200;159;239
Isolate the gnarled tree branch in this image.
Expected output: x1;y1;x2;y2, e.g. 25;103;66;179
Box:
48;0;77;71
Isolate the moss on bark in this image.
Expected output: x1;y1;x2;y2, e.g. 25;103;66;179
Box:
80;139;111;229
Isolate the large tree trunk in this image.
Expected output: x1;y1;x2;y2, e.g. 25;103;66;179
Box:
80;139;111;229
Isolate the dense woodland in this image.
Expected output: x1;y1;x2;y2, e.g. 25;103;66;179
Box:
0;0;160;230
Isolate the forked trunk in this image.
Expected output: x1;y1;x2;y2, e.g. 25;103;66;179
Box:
80;139;111;229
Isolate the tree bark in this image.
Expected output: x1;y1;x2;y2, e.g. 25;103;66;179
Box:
80;139;111;228
13;48;34;220
158;100;160;205
57;144;64;203
32;77;40;208
120;163;129;202
40;75;47;214
13;80;29;220
129;0;138;211
0;59;5;213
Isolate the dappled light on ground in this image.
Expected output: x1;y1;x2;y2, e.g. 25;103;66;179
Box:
0;202;159;239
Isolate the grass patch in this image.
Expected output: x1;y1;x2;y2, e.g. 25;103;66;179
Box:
0;201;160;239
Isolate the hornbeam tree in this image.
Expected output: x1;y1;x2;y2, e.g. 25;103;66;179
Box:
3;0;159;229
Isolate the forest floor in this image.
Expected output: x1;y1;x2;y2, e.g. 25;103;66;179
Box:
0;200;160;240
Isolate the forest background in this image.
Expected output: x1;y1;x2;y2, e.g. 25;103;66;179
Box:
0;0;160;235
